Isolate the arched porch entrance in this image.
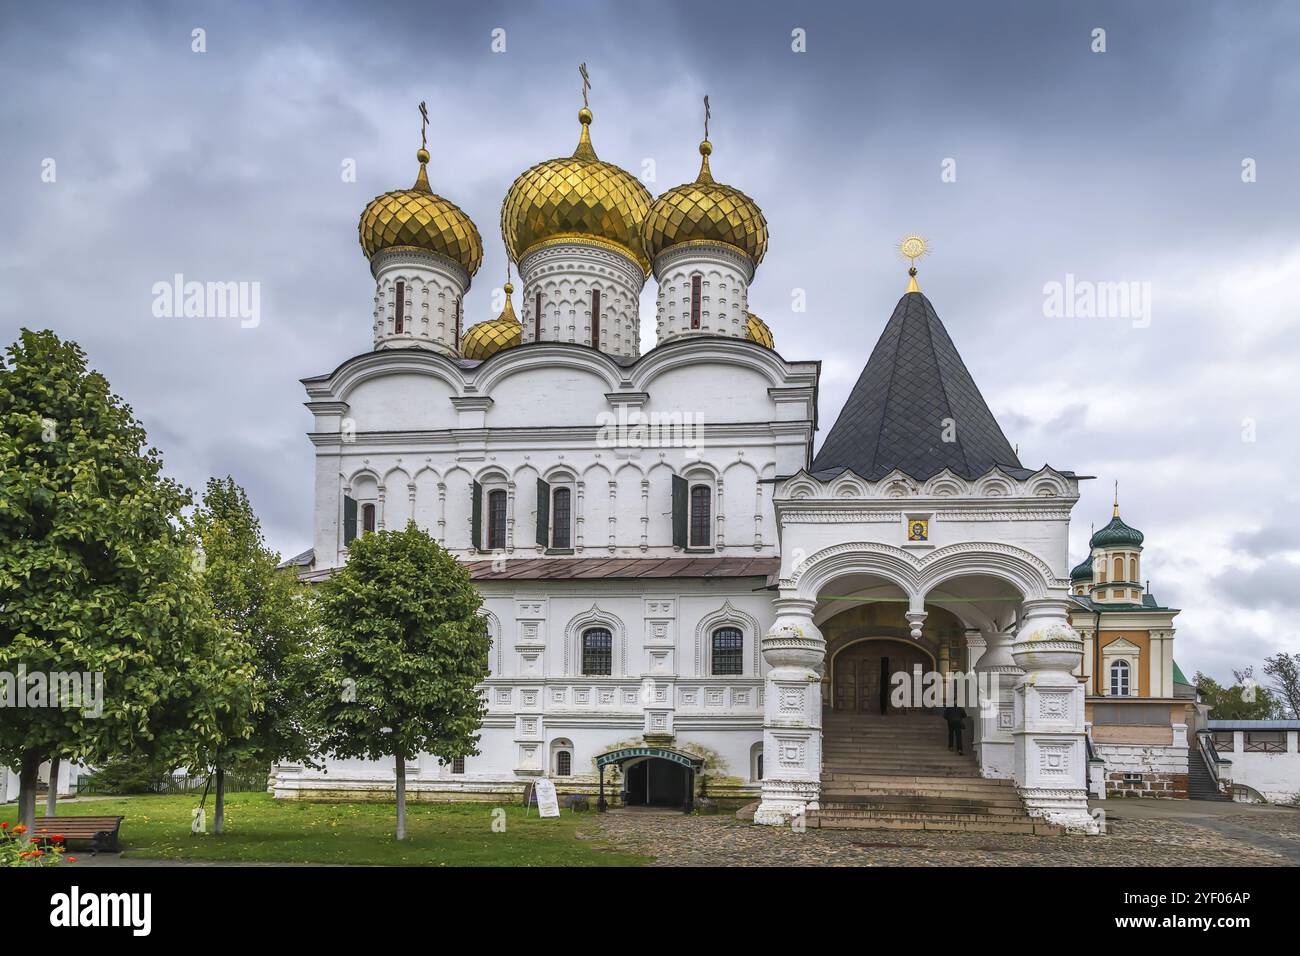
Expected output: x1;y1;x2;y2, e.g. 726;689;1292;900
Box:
594;746;705;813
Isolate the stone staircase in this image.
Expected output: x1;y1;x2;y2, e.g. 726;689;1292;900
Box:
1187;745;1231;802
807;711;1063;835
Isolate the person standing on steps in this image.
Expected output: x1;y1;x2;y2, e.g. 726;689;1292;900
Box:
942;704;967;755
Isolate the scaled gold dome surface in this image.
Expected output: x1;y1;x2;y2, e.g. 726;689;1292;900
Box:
643;141;768;268
461;282;523;360
359;149;484;277
500;110;653;273
745;311;774;349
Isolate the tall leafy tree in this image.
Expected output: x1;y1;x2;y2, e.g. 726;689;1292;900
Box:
1263;653;1300;719
189;476;319;832
316;522;489;840
0;330;248;830
1195;668;1280;720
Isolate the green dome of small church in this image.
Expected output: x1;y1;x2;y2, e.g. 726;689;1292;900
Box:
1070;556;1094;583
1089;487;1145;549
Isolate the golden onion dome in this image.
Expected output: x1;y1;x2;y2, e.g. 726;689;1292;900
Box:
642;140;768;269
744;312;774;349
500;109;653;273
359;147;484;278
461;281;523;360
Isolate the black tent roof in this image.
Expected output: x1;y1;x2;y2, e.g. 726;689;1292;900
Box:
811;290;1021;481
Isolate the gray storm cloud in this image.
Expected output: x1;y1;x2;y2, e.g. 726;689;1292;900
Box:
2;0;1297;685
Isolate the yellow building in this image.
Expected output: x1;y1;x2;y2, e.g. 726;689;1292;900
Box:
1068;494;1197;798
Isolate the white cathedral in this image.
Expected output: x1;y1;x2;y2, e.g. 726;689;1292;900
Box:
271;90;1195;836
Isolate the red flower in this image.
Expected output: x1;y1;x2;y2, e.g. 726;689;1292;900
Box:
51;835;64;843
67;856;78;863
13;825;27;835
0;822;8;828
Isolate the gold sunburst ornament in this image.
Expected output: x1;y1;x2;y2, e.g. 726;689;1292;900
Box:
899;235;928;292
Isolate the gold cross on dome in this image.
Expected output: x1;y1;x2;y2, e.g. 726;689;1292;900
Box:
418;101;429;149
579;63;591;108
704;95;711;139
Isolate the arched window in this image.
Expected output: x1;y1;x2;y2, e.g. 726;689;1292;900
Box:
581;628;612;676
1113;556;1124;582
361;503;376;534
454;297;462;342
555;750;572;777
487;489;507;550
711;627;743;676
689;485;711;548
394;280;405;334
690;274;702;329
551;487;572;549
756;752;763;780
535;291;543;342
590;288;601;348
1129;556;1138;582
1109;659;1131;697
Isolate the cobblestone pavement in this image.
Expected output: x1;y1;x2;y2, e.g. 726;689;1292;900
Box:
585;801;1300;866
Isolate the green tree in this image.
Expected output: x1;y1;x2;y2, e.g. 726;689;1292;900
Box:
1263;652;1300;719
0;329;249;831
315;522;488;839
1195;668;1280;720
189;476;319;832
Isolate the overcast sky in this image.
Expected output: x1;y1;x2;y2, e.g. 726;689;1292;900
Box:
3;1;1297;686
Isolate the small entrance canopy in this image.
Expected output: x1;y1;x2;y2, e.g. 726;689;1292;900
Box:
595;746;705;770
594;747;704;813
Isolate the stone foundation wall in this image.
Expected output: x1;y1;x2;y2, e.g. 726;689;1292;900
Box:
1094;743;1188;799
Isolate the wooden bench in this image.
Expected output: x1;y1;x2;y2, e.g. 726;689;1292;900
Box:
31;816;124;854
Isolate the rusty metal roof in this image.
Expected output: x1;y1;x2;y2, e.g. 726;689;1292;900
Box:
462;556;779;581
298;555;780;585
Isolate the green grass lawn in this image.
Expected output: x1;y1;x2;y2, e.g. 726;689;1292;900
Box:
1;792;650;866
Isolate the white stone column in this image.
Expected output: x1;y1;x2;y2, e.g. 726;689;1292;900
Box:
755;597;825;826
1011;599;1099;833
974;626;1020;779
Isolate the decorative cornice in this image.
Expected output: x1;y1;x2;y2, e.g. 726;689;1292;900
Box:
652;240;755;283
369;246;471;288
518;235;647;280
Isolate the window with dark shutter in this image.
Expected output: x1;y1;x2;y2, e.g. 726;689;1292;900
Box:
591;288;601;347
582;628;612;676
535;477;550;548
343;495;358;546
711;627;743;675
671;475;688;549
471;481;482;550
689;485;711;548
394;280;405;334
690;274;702;329
362;503;376;534
552;487;571;549
487;489;507;550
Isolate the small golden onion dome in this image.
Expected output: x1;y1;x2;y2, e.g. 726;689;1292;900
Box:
744;311;774;349
642;140;768;269
359;148;484;278
500;109;653;273
461;281;523;360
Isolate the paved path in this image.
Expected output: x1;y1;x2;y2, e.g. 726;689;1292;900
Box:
587;799;1300;866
